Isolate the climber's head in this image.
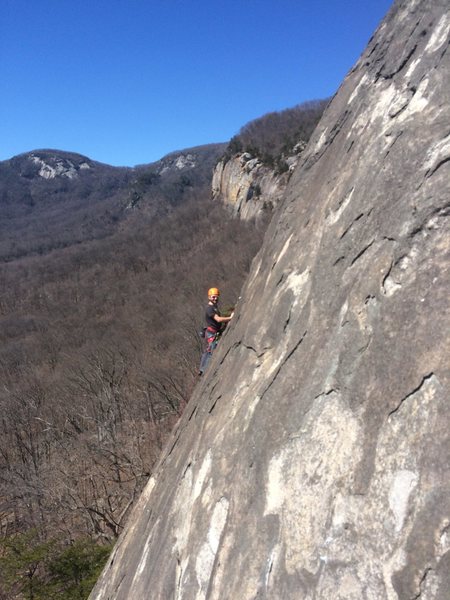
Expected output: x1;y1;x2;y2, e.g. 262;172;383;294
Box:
208;287;220;304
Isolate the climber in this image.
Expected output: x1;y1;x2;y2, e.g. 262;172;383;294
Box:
198;287;233;375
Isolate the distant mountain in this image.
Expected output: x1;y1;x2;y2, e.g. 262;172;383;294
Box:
0;144;225;261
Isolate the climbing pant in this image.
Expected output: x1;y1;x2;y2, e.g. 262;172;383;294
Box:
199;328;220;374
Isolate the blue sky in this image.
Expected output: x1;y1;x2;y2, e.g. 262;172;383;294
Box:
1;0;393;167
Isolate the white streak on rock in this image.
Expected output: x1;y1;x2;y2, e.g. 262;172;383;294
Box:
389;470;418;532
424;133;450;174
327;188;355;225
370;84;400;126
132;517;160;585
195;498;229;599
425;14;450;54
348;73;370;105
193;450;212;502
264;453;284;515
405;57;421;80
276;234;293;266
314;129;328;153
285;268;311;308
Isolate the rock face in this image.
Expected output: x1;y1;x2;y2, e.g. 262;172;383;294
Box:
212;149;303;221
90;1;450;598
28;152;92;179
5;150;100;180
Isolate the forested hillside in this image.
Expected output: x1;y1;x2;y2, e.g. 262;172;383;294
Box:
0;147;226;260
225;99;328;171
0;146;264;598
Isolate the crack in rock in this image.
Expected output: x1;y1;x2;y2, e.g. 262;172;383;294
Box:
283;308;293;332
423;132;450;180
208;400;218;414
388;373;435;417
439;38;449;62
376;41;418;81
340;212;365;239
384;131;404;159
260;331;307;400
306;111;351;169
350;239;376;266
425;155;450;179
314;388;339;400
412;567;434;600
242;342;266;359
382;260;401;296
208;394;222;415
218;341;241;368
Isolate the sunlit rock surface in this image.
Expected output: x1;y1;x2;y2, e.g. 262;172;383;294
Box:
90;1;450;598
212;152;299;221
29;152;92;179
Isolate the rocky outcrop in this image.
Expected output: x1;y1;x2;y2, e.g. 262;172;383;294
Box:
212;146;304;221
90;1;450;598
6;150;99;180
28;153;92;179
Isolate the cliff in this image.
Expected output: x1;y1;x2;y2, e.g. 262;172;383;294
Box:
211;145;304;221
90;0;450;598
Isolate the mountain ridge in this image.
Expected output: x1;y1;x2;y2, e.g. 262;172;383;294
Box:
0;143;226;262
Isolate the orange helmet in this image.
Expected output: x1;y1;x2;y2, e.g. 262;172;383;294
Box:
208;287;220;297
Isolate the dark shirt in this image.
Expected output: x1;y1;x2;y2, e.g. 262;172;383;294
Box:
205;304;222;332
